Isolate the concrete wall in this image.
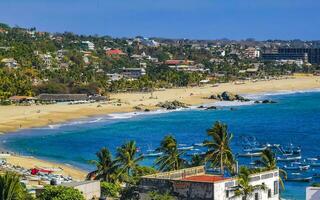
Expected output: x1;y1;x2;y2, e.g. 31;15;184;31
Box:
139;178;214;200
74;181;100;200
307;187;320;200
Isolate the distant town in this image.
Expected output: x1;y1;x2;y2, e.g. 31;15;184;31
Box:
0;22;320;104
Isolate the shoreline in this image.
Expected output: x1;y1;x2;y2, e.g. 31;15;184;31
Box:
1;75;320;135
1;74;320;180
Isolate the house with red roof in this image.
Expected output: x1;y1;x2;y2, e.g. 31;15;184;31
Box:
138;166;280;200
106;49;126;56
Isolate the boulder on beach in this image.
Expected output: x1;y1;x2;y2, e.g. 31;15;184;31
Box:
156;100;188;110
208;94;218;99
218;91;250;102
205;106;217;110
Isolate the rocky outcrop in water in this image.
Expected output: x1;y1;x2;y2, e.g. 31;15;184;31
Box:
209;91;250;102
157;100;188;110
254;100;277;104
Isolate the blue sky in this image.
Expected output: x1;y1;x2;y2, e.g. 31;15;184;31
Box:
0;0;319;40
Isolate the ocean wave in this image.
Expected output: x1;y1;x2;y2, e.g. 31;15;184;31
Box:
203;100;256;107
244;88;320;99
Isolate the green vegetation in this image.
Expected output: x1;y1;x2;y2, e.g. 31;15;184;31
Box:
0;172;32;200
100;182;121;198
155;135;187;171
203;121;235;175
255;149;287;189
234;166;267;200
38;185;85;200
148;191;176;200
84;121;284;199
1;23;317;99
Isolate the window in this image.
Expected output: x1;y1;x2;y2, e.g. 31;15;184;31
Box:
274;180;279;195
268;189;272;198
255;192;259;200
226;190;229;198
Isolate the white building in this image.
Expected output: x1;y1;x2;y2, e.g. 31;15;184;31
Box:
139;166;279;200
61;181;100;200
1;58;19;68
81;41;95;51
122;68;146;79
306;186;320;200
244;47;260;59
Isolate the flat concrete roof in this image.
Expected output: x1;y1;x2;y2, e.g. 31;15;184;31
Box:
61;180;99;187
181;175;231;183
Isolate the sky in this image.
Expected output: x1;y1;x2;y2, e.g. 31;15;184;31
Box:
0;0;319;40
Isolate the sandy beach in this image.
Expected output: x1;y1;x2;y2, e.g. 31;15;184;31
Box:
1;75;320;134
1;74;320;179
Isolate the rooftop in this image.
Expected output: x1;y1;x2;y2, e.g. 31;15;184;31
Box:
181;175;229;183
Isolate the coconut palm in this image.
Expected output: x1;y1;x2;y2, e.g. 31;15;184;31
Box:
115;141;144;177
255;148;287;189
0;171;30;200
87;147;118;183
233;166;267;200
203;121;235;175
155;135;186;171
189;154;205;167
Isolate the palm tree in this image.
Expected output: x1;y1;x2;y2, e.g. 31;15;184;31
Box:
115;141;144;178
155;135;186;171
189;154;205;167
0;172;30;200
233;166;267;200
87;147;118;183
255;148;287;189
203;121;235;176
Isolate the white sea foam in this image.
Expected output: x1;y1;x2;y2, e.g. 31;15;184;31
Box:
201;100;256;108
244;88;320;100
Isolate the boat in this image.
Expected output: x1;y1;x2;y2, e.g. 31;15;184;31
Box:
238;152;262;157
193;143;205;147
186;152;206;157
143;152;163;158
283;164;310;171
243;146;267;153
277;155;302;162
286;177;312;182
178;146;194;151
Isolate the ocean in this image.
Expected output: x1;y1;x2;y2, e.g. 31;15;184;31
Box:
2;89;320;200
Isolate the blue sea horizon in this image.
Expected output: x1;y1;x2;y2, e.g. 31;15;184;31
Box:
2;89;320;200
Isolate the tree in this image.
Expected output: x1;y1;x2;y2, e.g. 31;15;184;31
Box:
203;121;235;175
115;141;144;182
100;182;121;198
155;135;186;171
189;154;205;167
0;172;31;200
38;185;84;200
87;147;118;183
233;166;267;200
148;191;176;200
255;149;287;189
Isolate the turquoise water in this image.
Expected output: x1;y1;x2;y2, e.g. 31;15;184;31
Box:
2;90;320;199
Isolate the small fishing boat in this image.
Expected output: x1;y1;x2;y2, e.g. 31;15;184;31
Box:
277;155;302;162
193;143;205;147
178;146;194;151
283;164;310;171
186;152;206;157
243;146;267;153
143;152;163;158
238;152;262;157
286;177;312;182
